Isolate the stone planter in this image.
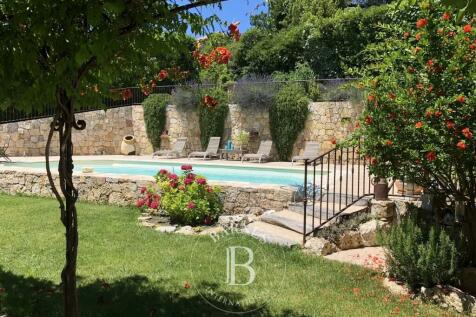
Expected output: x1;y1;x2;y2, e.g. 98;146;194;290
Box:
121;135;136;155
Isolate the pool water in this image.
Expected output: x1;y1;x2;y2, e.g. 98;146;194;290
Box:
5;160;306;187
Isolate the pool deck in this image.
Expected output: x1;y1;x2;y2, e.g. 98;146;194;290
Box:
4;155;307;170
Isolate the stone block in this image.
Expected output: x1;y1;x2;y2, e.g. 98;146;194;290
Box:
370;200;396;220
304;237;337;256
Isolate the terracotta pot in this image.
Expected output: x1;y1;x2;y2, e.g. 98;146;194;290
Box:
121;135;136;155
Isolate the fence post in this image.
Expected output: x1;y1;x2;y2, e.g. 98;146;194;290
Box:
303;159;308;246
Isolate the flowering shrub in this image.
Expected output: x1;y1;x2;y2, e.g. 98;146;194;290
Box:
136;165;223;226
353;2;476;261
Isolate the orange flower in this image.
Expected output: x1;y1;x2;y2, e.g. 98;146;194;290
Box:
442;12;451;21
403;32;410;39
462;127;473;139
457;140;467;151
434;110;442;117
415;33;422;41
457;95;466;103
367;95;376;102
415;121;423;129
330;137;337;145
365;115;373;125
427;59;434;67
416;18;428;29
464;24;472;33
202;95;219;108
415;46;421;53
385;140;393;146
446;120;455;129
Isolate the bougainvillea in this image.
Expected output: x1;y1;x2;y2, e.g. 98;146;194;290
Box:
135;165;223;226
353;2;476;261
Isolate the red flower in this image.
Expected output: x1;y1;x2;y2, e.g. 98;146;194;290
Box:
415;121;423;129
187;201;196;209
435;110;442;117
159;169;168;175
457;95;466;103
140;187;147;194
135;199;145;208
206;186;213;193
442;12;451;21
228;22;241;41
330;137;337;145
121;89;133;101
470;44;476;50
446;120;455;129
462;127;473;139
427;59;434;67
415;46;421;53
385;140;393;146
457;140;467;151
181;164;193;171
426;151;437;161
425;111;433;118
184;178;193;185
211;47;232;64
150;200;159;209
416;18;428;29
464;24;472;33
186;173;196;180
196;178;207;185
365;115;373;125
355;122;361;129
169;181;177;188
168;173;178;181
203;95;219;108
367;95;376;102
158;69;168;81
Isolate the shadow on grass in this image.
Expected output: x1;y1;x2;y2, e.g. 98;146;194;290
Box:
0;267;309;317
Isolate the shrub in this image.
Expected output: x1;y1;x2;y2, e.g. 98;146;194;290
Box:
171;85;201;110
269;83;309;160
230;75;278;109
381;213;460;290
198;87;229;149
142;94;169;150
136;165;223;226
272;62;321;101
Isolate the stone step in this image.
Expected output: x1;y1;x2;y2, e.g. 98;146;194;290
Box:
288;200;369;219
260;210;320;234
243;221;302;247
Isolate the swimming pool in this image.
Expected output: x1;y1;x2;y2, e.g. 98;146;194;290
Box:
4;160;306;186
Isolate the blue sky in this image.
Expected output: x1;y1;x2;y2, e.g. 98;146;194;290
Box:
186;0;267;34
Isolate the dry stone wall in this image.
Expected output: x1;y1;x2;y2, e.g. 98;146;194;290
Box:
0;101;361;158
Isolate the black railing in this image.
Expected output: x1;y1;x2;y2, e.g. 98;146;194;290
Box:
0;79;359;124
301;145;373;244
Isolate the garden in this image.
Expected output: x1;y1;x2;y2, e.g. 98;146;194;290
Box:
1;0;476;316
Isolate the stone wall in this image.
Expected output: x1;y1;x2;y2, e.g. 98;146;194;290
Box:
0;169;295;215
0;101;361;158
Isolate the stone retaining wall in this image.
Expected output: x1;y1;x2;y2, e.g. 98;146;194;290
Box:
0;101;361;157
0;169;295;215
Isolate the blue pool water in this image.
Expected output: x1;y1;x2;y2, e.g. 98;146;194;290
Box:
5;160;306;186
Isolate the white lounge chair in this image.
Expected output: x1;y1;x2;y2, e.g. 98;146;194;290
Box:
152;137;187;159
188;137;221;159
292;141;320;165
242;140;273;163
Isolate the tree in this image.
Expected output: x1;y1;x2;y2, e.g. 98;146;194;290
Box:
354;1;476;263
0;1;227;316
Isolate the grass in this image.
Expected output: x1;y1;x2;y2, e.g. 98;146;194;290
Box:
0;194;456;317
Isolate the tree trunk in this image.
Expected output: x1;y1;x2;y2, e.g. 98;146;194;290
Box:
464;203;476;265
45;94;85;317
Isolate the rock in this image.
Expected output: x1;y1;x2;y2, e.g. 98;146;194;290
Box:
218;214;251;229
459;267;476;296
359;220;388;247
337;230;363;250
370;200;396;220
382;277;410;296
420;286;476;315
176;226;194;235
304;237;337;256
155;225;177;233
200;226;225;236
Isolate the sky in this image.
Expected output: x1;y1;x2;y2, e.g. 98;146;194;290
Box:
186;0;267;35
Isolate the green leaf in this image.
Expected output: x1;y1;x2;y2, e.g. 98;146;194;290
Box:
87;7;102;27
75;45;90;65
104;1;125;15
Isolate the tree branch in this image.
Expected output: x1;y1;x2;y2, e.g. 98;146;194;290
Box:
169;0;229;14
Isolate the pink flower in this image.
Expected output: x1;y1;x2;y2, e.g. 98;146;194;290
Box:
184;178;193;185
169;181;177;188
186;173;196;180
135;199;145;208
168;173;178;181
150;201;159;209
140;187;147;194
206;186;213;193
187;201;196;209
159;169;168;175
181;164;193;171
196;178;207;185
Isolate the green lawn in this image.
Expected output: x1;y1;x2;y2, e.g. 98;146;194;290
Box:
0;194;455;317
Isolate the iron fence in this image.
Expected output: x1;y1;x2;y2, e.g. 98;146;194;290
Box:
0;79;359;124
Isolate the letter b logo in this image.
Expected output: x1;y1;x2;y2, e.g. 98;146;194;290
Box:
226;246;256;286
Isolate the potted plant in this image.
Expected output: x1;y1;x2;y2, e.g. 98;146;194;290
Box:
234;131;250;150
